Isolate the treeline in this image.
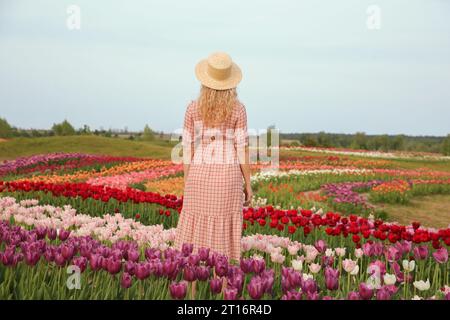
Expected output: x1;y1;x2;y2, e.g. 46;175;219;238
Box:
0;118;160;141
282;131;450;155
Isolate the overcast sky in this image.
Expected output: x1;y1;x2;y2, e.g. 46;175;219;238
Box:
1;0;449;136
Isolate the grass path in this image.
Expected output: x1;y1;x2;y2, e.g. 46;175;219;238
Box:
373;194;450;228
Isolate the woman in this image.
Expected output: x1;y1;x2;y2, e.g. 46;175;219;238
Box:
175;52;251;263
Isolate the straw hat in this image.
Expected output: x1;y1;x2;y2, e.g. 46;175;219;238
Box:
195;52;242;90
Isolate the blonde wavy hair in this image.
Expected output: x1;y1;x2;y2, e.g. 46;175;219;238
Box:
197;85;239;127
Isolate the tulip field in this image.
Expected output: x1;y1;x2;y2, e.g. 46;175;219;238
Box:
1;147;450;300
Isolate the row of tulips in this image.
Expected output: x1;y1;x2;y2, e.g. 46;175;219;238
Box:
13;159;175;184
86;164;183;190
1;219;449;299
252;168;450;185
283;146;450;161
0;180;182;209
0;154;144;179
0;197;176;247
2;181;450;249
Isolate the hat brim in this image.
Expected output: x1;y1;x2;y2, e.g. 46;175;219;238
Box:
195;59;242;90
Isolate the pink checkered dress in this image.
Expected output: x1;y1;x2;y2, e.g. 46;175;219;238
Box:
174;100;248;261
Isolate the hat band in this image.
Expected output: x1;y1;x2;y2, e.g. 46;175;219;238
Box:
207;64;231;81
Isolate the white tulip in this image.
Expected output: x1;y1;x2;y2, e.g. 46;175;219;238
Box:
413;279;430;291
350;265;360;276
325;248;335;257
412;295;423;300
402;260;415;272
302;273;314;281
383;273;396;285
354;248;364;259
335;247;346;257
309;263;321;274
291;259;303;272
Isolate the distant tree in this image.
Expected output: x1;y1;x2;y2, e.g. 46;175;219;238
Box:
317;131;331;147
52;120;76;136
142;125;155;141
0;118;13;138
78;125;91;135
104;129;112;138
303;136;318;147
442;134;450;156
351;132;368;150
390;135;405;151
30;130;42;137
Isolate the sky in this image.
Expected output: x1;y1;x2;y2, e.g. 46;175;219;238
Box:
0;0;449;136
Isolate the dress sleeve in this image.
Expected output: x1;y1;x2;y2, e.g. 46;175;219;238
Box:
182;102;195;164
234;103;249;149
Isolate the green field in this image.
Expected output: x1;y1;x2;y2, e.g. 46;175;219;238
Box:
0;136;175;160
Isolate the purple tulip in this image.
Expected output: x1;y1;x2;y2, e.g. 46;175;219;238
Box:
35;227;47;240
306;291;320;300
183;265;197;282
302;279;318;294
198;247;210;261
362;243;374;257
314;240;327;253
73;256;87;273
47;229;57;240
227;273;244;293
163;259;179;279
44;248;54;262
107;257;121;275
223;287;239;300
210;278;222;294
372;243;384;256
206;252;217;267
124;261;136;275
61;245;74;260
169;281;187;300
121;272;132;289
400;241;412;254
195;266;210;281
247;276;264;300
252;258;265;274
281;290;302;300
376;286;392;300
24;250;40;266
144;248;160;260
58;229;71;241
54;253;66;266
127;249;140;262
187;254;201;266
413;246;428;260
260;270;275;294
324;267;339;291
385;246;401;262
135;262;150;280
347;292;361;300
181;243;193;257
359;283;374;300
214;256;229;277
0;248;14;265
240;258;253;274
433;248;448;264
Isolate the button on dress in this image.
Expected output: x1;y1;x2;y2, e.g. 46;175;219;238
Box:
174;100;249;261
